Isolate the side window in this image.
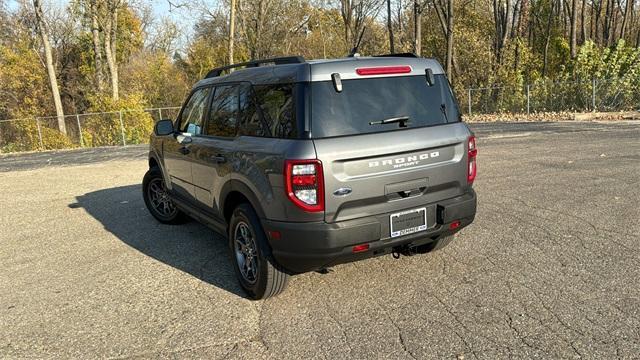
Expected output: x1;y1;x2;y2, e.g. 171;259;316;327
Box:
238;84;268;137
252;84;296;138
178;87;211;135
207;85;239;138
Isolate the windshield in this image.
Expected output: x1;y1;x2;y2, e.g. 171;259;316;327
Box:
310;74;460;138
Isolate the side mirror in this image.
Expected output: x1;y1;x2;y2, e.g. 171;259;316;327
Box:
154;119;174;136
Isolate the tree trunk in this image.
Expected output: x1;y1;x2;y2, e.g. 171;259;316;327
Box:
542;2;554;77
341;0;353;53
446;0;454;81
596;0;604;45
413;0;421;56
229;0;236;65
493;0;511;66
255;0;265;58
603;0;612;46
570;0;578;57
33;0;66;135
434;0;461;77
104;2;119;101
89;1;104;92
387;0;395;53
592;0;598;44
581;0;587;43
513;0;529;72
620;0;632;39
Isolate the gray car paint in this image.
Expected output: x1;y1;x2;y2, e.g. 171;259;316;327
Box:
149;56;472;229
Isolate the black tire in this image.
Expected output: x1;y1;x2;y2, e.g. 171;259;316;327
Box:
424;234;456;252
142;167;187;224
229;203;289;300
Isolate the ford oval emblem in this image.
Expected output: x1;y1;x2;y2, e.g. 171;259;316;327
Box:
333;187;352;197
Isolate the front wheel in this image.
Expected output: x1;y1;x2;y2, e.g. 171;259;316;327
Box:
229;203;289;300
142;167;187;224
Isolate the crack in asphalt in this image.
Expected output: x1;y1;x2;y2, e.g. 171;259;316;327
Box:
255;302;270;352
503;195;638;248
430;293;479;359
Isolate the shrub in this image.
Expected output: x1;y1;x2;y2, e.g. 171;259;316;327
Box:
82;93;154;147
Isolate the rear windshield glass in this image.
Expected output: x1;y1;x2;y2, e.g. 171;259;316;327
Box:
310;74;460;138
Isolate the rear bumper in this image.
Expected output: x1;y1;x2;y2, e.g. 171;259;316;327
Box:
263;188;477;274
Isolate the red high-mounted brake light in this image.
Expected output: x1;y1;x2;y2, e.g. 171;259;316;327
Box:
356;66;412;76
284;159;324;212
467;136;478;184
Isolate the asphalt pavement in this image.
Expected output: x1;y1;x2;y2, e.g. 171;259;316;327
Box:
1;121;639;359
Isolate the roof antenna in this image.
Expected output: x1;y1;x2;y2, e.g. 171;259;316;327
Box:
348;26;367;57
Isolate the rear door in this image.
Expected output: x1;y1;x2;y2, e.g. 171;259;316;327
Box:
164;86;212;200
309;74;471;223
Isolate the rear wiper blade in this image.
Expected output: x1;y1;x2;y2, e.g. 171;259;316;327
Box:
369;116;410;128
440;104;449;122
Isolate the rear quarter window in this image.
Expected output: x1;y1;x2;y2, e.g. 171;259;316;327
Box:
238;84;297;139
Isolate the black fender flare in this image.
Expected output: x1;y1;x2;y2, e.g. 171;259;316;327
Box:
219;179;267;220
148;150;171;188
220;179;274;259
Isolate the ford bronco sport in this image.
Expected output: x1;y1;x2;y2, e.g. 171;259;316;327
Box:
143;54;477;299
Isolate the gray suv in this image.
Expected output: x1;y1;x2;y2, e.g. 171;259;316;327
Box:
143;54;478;299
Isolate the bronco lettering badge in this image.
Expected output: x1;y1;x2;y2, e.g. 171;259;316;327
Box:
368;151;440;169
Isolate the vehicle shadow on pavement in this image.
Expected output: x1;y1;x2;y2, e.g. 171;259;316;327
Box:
71;185;246;298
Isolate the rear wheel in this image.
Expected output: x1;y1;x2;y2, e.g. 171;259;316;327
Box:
229;203;289;300
142;167;187;224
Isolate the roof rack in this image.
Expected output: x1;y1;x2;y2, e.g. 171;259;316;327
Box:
374;53;418;58
204;56;305;79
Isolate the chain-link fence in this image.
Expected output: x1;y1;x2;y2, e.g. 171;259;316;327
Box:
2;78;639;153
465;78;640;115
0;107;180;153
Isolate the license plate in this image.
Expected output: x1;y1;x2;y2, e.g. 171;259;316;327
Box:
390;207;428;238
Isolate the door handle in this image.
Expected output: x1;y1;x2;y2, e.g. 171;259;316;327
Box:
179;146;190;155
211;154;226;164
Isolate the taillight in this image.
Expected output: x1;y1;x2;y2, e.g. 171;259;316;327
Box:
284;159;324;212
467;136;478;184
356;66;412;76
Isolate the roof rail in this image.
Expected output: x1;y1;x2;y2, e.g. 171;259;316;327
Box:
204;56;305;79
374;53;418;58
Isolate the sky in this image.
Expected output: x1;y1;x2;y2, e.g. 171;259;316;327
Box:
5;0;214;51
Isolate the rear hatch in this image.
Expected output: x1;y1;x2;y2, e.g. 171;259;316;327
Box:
309;72;471;223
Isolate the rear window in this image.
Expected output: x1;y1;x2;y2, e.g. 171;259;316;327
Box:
310;74;460;138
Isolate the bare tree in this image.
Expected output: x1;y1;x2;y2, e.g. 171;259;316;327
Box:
542;0;554;77
492;0;512;66
387;0;395;52
580;0;587;43
229;0;236;64
88;0;104;92
619;0;633;39
434;0;454;80
570;0;578;57
340;0;383;53
32;0;66;134
413;0;423;56
103;0;121;101
603;0;613;45
238;0;271;59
